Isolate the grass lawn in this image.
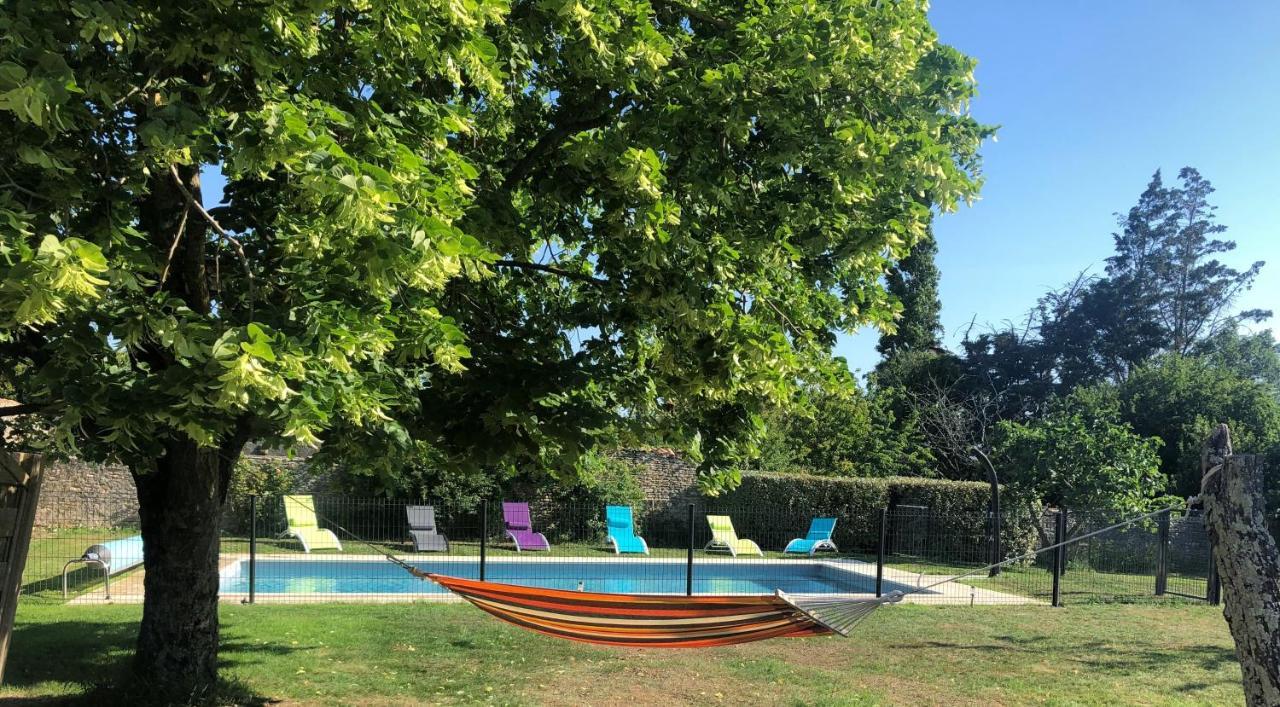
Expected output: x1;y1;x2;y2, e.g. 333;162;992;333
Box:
0;601;1241;705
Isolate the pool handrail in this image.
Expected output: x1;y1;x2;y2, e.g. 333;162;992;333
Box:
61;534;144;599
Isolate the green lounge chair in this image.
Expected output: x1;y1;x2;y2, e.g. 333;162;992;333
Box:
283;495;343;552
704;515;763;557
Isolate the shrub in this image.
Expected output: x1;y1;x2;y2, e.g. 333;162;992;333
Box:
224;457;298;535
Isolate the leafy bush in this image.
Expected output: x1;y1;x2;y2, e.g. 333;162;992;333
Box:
224;457;298;535
994;389;1172;516
1116;355;1280;497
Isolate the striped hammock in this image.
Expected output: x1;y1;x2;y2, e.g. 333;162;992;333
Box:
426;574;903;647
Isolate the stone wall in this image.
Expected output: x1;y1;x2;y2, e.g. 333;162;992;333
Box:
32;448;701;528
610;448;699;505
35;459;138;528
33;454;332;529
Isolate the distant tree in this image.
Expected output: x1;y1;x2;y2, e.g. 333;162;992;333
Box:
1034;273;1166;386
1193;327;1280;390
1116;355;1280;497
878;229;942;358
752;384;929;477
993;390;1169;516
1107;168;1269;354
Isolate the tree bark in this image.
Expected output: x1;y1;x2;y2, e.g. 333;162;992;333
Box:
1199;424;1280;706
131;432;246;697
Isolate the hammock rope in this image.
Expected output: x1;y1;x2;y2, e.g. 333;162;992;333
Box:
287;495;1183;646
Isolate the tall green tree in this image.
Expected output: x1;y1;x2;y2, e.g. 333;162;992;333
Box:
993;389;1169;517
1107;168;1269;355
0;0;989;693
877;228;942;357
752;385;929;477
1115;355;1280;497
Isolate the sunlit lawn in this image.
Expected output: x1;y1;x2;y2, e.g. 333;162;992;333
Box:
0;601;1242;705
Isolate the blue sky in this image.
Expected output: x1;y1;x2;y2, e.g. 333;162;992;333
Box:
834;1;1280;375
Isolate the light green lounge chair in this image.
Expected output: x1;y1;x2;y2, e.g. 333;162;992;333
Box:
283;495;343;552
704;515;763;557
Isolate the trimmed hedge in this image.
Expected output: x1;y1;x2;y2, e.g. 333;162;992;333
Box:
707;472;1039;561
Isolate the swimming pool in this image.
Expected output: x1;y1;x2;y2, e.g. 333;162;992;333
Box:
218;558;919;597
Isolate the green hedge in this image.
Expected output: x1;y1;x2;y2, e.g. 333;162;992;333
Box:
708;472;1039;561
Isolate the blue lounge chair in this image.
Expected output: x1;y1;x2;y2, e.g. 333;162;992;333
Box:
784;517;838;555
605;505;649;554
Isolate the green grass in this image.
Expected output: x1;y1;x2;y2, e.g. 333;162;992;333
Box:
0;601;1243;705
871;556;1210;604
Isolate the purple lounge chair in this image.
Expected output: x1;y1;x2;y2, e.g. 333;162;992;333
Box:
502;502;551;551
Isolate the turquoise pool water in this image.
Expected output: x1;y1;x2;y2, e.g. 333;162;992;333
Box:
219;559;917;596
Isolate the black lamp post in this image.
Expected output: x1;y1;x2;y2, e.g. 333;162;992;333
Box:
971;446;1002;577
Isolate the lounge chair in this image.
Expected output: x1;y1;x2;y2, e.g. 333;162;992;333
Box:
704;515;763;557
407;505;449;552
282;494;343;552
784;517;839;555
605;505;649;554
61;534;144;599
502;501;550;551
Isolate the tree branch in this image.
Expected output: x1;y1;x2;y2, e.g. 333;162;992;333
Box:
168;164;256;315
502;94;632;191
650;0;732;29
492;260;607;287
0;403;51;418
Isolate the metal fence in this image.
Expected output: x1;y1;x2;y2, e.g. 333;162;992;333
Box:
21;492;1221;608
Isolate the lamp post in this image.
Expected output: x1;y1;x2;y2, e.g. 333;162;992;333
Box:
971;446;1002;578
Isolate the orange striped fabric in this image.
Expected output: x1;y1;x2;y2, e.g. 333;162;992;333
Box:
427;574;831;647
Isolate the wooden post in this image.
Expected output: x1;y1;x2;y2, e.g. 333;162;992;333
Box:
0;452;44;683
1199;424;1280;706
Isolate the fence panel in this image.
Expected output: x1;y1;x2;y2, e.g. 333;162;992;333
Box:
19;491;1214;609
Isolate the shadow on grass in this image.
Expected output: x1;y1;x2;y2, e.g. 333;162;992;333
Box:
898;634;1240;694
2;620;286;706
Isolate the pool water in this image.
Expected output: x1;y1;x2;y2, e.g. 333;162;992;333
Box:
219;559;915;596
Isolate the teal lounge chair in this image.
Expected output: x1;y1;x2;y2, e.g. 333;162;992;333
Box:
605;505;649;554
784;517;838;555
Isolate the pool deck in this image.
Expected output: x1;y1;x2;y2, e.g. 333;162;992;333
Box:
66;553;1041;606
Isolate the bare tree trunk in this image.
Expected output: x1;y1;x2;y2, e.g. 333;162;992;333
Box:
1199;424;1280;706
131;432;246;697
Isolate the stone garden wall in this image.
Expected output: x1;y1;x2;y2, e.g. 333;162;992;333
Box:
33;449;701;529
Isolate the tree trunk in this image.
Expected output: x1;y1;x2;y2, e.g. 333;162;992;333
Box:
1199;425;1280;706
131;433;245;697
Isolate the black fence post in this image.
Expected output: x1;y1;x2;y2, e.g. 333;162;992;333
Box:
480;499;488;582
1207;550;1221;605
1051;508;1066;607
1155;509;1170;597
876;506;888;598
686;503;695;596
248;494;257;604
